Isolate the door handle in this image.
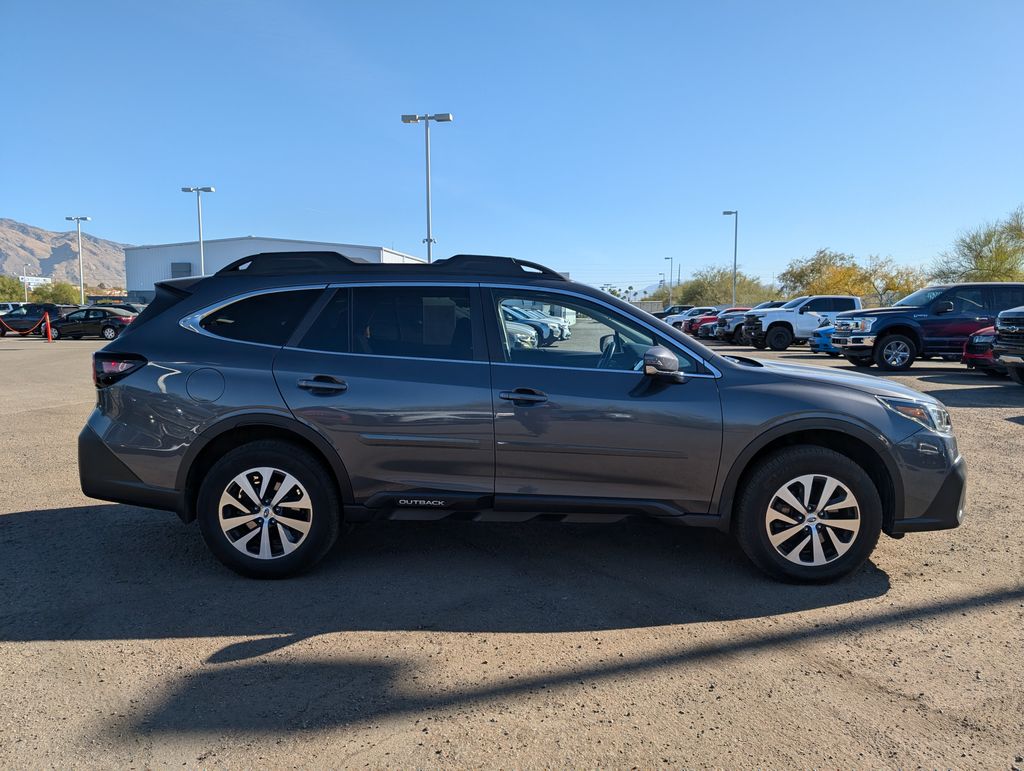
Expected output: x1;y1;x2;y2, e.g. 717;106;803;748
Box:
297;376;348;394
499;388;548;404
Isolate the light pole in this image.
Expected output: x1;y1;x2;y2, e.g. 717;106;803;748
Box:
181;186;215;275
401;113;453;262
722;210;739;305
65;216;91;304
664;256;674;305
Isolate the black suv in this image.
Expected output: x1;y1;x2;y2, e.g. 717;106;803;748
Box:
993;305;1024;385
0;303;78;336
79;252;966;582
833;283;1024;371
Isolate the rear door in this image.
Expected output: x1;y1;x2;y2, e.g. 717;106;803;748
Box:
273;283;495;504
485;287;723;513
84;309;106;335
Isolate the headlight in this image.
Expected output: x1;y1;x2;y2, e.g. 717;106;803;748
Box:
847;317;875;332
877;396;952;435
971;334;996;343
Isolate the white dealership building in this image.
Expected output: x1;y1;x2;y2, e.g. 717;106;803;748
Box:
124;236;423;302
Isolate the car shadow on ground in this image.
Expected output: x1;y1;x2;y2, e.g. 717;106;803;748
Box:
0;504;891;659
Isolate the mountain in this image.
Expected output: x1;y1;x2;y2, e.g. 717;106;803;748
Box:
0;218;128;287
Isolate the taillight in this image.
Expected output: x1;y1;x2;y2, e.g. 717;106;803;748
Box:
93;353;147;388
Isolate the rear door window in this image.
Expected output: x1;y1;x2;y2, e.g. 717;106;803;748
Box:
200;289;321;346
300;286;476;361
991;285;1024;312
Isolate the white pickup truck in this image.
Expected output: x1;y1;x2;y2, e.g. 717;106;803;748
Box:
743;295;862;350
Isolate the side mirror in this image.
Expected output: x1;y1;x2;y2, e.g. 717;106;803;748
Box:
934;300;954;314
798;306;808;313
599;333;615;353
643;346;686;382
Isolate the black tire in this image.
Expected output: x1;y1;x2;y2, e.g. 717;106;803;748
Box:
731;327;745;345
874;334;916;371
197;440;340;578
752;339;767;350
1008;367;1024;386
672;322;683;329
49;326;60;340
844;354;873;367
1;327;7;337
734;445;883;582
982;368;1005;378
766;326;794;351
101;325;119;341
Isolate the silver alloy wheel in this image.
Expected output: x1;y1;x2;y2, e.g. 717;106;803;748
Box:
764;474;861;567
881;339;911;367
102;326;117;340
218;466;313;560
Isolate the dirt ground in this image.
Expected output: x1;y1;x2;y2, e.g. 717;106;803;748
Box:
0;335;1021;768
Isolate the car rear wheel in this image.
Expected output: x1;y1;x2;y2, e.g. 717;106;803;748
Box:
101;326;119;340
197;440;340;578
766;326;793;351
875;334;916;371
735;445;882;582
49;326;60;340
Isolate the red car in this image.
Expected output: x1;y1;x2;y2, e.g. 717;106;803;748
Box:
962;326;1005;377
684;307;750;335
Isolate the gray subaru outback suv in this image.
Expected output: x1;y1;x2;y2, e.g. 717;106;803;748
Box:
78;252;966;581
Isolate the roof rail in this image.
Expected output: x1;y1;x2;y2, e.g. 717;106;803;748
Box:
216;251;370;275
213;250;566;280
432;254;566;280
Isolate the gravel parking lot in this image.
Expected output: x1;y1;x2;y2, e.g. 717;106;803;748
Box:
1;335;1021;767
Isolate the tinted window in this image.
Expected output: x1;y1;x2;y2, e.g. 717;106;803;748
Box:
302;286;474;360
803;298;832;312
947;287;987;313
832;298;858;311
894;286;947;307
200;289;320;345
991;285;1024;312
494;290;698;373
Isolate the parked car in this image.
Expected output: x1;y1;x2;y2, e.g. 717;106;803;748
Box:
744;296;862;351
50;306;136;341
93;302;149;314
664;306;715;329
652;304;693;319
0;303;78;335
79;251;965;583
0;302;24;315
715;301;785;344
685;307;750;336
501;305;560;346
517;306;572;340
833;283;1024;371
807;322;841;357
961;326;1003;377
993;305;1024;385
505;319;539;350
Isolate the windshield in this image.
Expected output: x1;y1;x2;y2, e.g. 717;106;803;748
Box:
753;300;784;310
894;287;947;307
781;296;808;309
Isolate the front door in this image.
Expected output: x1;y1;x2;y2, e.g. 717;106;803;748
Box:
921;287;993;352
485;288;723;513
273;284;495;503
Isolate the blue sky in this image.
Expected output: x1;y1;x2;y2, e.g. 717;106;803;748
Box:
2;0;1021;288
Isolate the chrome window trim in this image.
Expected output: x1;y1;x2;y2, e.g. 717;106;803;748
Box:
280;346;486;366
179;284;329;348
482;282;723;379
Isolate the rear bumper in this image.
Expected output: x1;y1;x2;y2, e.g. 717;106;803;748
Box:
79;424;180;514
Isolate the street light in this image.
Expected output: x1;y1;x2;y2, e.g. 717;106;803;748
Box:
65;216;91;304
401;112;454;262
722;210;739;305
181;186;215;276
664;256;674;305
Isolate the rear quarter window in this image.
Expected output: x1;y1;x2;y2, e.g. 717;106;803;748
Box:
200;289;321;346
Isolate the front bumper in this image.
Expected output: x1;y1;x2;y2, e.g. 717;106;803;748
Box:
832;334;876;350
890;452;967;534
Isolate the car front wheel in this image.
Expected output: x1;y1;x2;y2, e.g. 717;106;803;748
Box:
735;445;882;582
766;326;793;351
197;440;340;578
875;334;916;371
